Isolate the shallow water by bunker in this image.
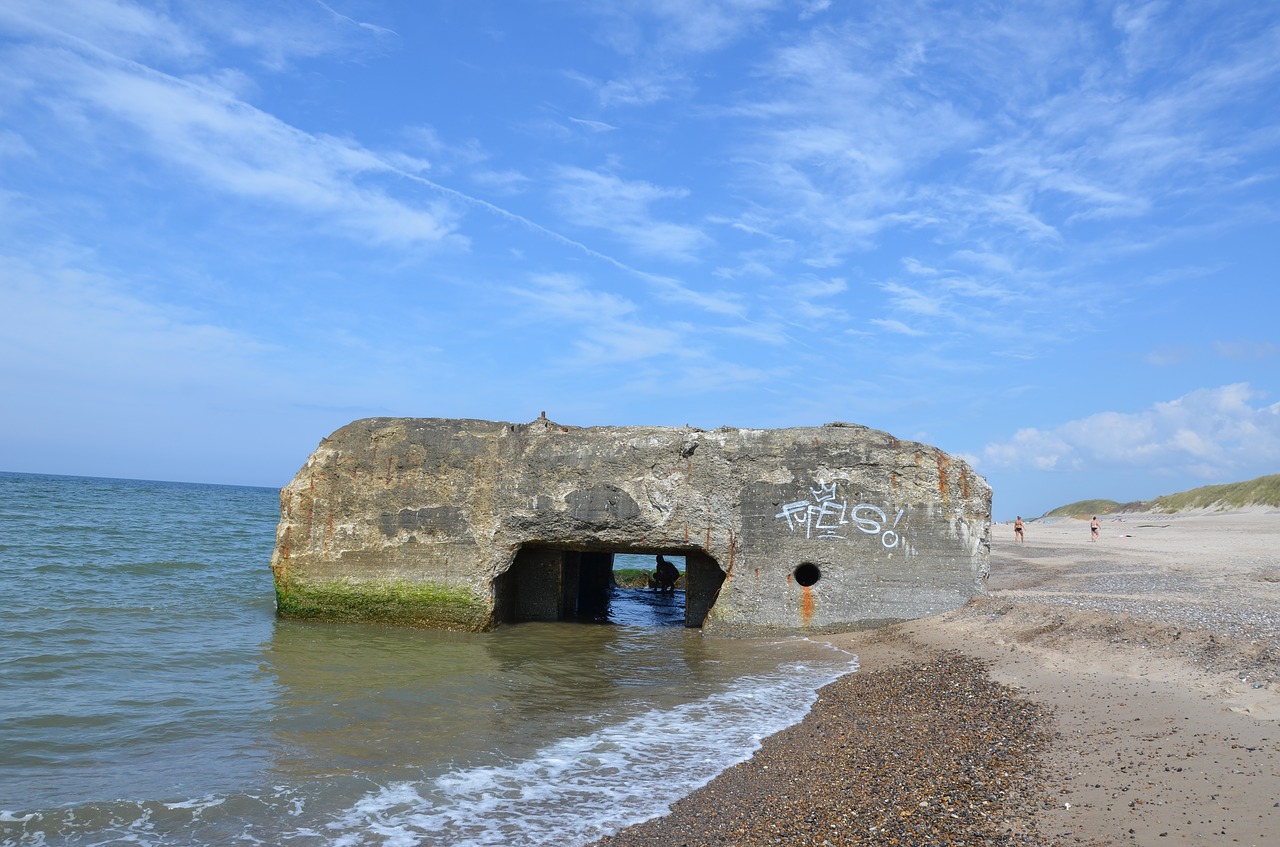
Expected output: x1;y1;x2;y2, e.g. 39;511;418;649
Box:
0;472;856;847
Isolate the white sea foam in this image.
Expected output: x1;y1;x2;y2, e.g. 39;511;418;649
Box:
317;657;856;847
0;654;857;847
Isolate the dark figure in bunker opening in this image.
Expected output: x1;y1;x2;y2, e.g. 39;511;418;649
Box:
651;555;680;593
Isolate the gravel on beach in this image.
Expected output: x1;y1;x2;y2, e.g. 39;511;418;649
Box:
593;649;1055;847
595;513;1280;846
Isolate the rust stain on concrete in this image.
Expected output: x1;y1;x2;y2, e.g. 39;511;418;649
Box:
800;584;815;627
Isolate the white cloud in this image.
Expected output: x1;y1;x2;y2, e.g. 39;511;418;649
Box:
514;272;636;322
0;0;204;63
869;318;925;337
570;0;779;110
568;116;617;133
949;251;1015;276
798;0;832;20
6;35;461;248
902;257;936;276
312;0;396;38
642;272;747;318
690;2;1280;370
508;273;687;364
0;252;270;393
878;281;943;317
471;168;531;194
588;71;681;108
1144;344;1195;366
592;0;780;57
975;5;1280;231
0;130;35;158
979;384;1280;479
730;23;989;256
551;166;709;260
190;1;394;70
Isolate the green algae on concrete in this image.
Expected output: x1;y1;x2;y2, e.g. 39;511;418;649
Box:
274;577;491;631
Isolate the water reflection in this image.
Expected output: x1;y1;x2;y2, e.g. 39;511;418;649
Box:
261;596;787;787
262;613;699;778
605;585;687;627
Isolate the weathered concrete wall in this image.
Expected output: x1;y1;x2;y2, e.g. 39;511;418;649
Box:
269;416;992;635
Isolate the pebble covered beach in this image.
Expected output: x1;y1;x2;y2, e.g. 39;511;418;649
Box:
595;510;1280;847
594;650;1054;846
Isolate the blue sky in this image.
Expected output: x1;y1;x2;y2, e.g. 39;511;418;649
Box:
2;1;1278;519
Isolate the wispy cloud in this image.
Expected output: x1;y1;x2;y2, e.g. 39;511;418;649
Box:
3;17;462;248
550;166;709;261
0;252;269;391
878;281;943;317
0;131;35;159
574;0;783;108
0;0;203;62
1144;345;1196;367
312;0;396;38
508;272;687;365
191;0;395;69
728;22;986;249
576;70;682;109
977;6;1280;226
869;318;926;337
586;0;780;61
568;116;617;133
681;2;1280;370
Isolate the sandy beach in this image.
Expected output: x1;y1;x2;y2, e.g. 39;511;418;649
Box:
594;510;1280;846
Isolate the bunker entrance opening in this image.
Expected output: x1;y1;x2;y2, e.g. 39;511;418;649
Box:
493;546;726;628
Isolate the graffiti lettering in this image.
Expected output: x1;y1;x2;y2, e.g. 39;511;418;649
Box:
775;482;904;548
851;504;883;535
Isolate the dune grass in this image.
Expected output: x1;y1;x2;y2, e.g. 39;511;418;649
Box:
1042;473;1280;517
1042;499;1122;519
1148;473;1280;512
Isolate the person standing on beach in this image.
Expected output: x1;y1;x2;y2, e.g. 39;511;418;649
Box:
1090;516;1100;541
1014;516;1024;544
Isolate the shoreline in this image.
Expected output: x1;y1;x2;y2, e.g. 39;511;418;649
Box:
593;641;1056;846
593;511;1280;846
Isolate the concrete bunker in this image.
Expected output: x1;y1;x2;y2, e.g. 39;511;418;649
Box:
493;546;726;627
269;416;992;635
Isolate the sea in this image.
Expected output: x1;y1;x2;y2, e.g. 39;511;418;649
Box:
0;471;859;847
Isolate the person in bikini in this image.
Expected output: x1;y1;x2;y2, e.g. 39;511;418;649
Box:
1014;516;1025;543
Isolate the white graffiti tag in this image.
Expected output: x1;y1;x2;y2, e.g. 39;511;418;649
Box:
775;482;904;548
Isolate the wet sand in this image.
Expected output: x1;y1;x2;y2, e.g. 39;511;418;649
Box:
593;510;1280;846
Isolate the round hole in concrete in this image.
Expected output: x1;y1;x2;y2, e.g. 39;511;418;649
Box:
793;562;821;587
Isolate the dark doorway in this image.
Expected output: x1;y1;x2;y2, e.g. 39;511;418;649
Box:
493;547;725;628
